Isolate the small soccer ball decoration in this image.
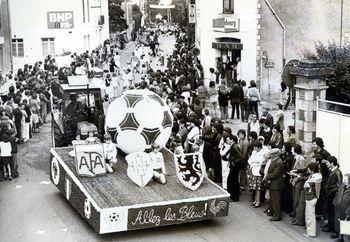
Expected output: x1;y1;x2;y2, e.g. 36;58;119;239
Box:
105;89;173;154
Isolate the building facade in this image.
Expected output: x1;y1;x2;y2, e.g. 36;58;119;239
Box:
195;0;259;88
195;0;350;100
0;0;12;74
10;0;109;70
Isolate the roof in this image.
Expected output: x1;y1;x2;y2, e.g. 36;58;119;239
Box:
60;84;101;92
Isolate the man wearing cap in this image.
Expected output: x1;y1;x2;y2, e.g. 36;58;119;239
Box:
264;148;284;221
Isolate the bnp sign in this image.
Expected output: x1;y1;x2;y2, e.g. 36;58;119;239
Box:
47;11;74;29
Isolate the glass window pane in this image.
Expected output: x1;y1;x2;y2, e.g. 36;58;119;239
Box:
12;43;17;57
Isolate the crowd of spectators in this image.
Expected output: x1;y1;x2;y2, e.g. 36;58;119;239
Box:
0;25;348;241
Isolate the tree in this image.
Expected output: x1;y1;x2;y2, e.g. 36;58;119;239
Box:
109;0;128;33
303;41;350;104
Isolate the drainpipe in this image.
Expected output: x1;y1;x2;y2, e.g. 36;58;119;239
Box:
264;0;286;66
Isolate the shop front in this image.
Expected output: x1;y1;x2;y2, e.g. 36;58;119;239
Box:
212;37;243;85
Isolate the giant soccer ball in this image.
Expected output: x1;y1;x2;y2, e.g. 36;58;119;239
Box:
105;89;173;154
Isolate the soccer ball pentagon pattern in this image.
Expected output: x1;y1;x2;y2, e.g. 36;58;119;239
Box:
105;89;173;154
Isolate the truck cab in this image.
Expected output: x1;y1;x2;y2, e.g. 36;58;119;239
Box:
51;76;105;147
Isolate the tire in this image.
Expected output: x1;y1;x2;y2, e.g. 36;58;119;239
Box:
52;120;66;147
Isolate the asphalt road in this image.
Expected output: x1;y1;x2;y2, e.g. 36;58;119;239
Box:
0;35;331;242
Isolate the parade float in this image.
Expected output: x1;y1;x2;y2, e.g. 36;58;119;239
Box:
50;88;229;234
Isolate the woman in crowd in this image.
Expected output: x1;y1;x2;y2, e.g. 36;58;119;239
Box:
270;124;284;149
248;140;266;208
286;125;296;146
247;80;260;119
208;81;219;118
218;80;230;123
303;162;322;238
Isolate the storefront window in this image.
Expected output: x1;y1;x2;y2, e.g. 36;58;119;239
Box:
223;0;234;14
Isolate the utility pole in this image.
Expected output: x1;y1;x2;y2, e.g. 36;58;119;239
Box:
340;0;344;48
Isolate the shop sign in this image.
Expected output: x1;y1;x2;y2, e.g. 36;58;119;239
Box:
265;61;275;68
213;17;239;32
188;4;196;24
47;11;74;29
212;42;243;50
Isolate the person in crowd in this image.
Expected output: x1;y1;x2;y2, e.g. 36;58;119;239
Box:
12;97;23;140
201;108;211;129
237;129;249;191
289;144;307;218
285;125;297;146
322;156;343;236
196;81;208;108
220;133;232;190
85;131;100;144
275;103;285;131
259;119;272;145
218;80;230;123
209;68;216;84
280;142;294;214
270;124;284;149
312;137;331;221
247;113;260;135
230;81;241;120
303;162;323;238
225;57;234;85
280;81;288;106
247;80;260;119
264;148;284;221
240;80;249;122
29;93;40;133
0;134;13;181
333;173;350;242
184;117;200;153
103;134;118;173
149;143;166;184
248;140;266;207
227;134;243;202
261;107;274;129
212;121;224;183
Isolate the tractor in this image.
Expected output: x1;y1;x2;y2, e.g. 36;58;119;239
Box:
51;75;105;147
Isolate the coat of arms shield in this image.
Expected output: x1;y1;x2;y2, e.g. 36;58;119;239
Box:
174;153;204;191
125;152;153;187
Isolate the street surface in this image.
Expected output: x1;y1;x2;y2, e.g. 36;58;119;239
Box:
0;36;331;242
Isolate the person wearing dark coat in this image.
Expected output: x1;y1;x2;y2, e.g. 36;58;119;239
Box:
229;82;241;120
12;99;23;139
264;148;284;221
280;142;294;214
227;134;243;201
322;156;343;235
332;173;350;242
312;137;331;219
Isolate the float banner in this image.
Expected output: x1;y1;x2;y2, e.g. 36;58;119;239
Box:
127;199;229;230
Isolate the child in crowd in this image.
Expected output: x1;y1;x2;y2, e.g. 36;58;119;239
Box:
149;143;166;184
0;134;13;180
103;134;118;173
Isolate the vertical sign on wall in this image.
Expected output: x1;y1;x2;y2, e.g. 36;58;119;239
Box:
188;4;196;24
